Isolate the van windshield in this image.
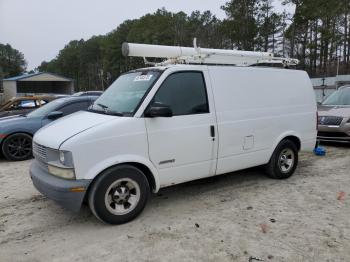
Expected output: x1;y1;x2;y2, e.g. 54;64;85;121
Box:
322;87;350;106
90;70;161;116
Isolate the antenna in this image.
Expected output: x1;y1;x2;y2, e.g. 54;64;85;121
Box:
122;41;299;67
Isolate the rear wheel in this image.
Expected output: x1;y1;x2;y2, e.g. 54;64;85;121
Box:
2;133;33;161
88;165;150;224
265;139;298;179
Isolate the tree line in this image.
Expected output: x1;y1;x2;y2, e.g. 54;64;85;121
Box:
2;0;350;91
0;43;26;91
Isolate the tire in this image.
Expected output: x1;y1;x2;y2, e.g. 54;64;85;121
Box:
88;165;150;225
264;139;298;179
2;133;33;161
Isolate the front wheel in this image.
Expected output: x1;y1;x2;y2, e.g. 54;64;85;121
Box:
88;165;150;224
265;139;298;179
2;133;33;161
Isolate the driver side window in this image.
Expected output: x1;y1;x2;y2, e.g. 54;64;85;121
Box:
152;71;209;116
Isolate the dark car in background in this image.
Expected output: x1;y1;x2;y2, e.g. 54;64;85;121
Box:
318;85;350;143
0;96;58;118
0;96;97;161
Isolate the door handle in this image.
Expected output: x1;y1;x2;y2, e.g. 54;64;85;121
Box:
210;125;215;138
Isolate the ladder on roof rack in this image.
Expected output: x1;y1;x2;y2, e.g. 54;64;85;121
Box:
122;39;299;68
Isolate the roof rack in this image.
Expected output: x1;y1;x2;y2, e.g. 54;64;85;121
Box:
122;39;299;68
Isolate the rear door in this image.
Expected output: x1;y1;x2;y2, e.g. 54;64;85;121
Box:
144;70;218;187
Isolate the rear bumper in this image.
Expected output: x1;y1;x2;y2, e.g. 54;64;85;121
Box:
30;160;92;212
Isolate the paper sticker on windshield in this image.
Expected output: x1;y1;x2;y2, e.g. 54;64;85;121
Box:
134;75;153;82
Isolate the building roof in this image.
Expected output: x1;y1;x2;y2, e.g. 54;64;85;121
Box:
3;72;73;82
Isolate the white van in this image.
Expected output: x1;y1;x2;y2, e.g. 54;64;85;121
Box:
30;49;317;224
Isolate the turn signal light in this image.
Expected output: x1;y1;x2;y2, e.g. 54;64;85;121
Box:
69;187;86;192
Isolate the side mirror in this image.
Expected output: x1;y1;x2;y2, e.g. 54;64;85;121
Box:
145;103;173;118
47;111;63;120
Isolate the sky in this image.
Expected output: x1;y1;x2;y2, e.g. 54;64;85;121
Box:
0;0;294;70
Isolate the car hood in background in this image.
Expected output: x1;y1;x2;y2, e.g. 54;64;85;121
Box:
0;114;23;121
318;105;350;118
0;115;41;134
34;111;116;149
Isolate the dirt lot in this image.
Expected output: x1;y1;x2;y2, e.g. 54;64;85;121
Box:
0;145;350;262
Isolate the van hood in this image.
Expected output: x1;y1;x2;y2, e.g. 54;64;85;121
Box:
34;111;116;149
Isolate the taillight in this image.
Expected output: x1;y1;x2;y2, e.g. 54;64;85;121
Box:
316;112;319;130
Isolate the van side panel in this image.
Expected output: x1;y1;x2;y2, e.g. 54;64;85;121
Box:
208;66;316;175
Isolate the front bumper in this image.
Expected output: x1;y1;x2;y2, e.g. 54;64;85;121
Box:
317;124;350;143
30;160;92;212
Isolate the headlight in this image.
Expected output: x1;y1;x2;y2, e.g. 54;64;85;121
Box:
47;150;75;179
59;151;65;164
48;164;76;180
58;150;74;167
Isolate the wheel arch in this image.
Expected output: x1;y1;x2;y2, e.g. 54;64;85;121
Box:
85;159;160;195
269;132;301;161
283;135;301;151
118;162;157;192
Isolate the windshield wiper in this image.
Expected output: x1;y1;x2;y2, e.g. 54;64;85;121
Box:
96;103;109;111
107;111;124;116
93;103;124;116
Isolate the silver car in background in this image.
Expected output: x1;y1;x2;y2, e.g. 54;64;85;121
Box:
318;86;350;143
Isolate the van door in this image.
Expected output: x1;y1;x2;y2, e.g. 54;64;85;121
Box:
144;70;218;187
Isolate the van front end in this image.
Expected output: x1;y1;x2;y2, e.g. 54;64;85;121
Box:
28;105;156;218
30;159;91;211
28;110;118;212
30;142;92;212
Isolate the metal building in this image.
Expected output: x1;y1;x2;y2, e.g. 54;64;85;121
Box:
1;72;74;103
311;75;350;102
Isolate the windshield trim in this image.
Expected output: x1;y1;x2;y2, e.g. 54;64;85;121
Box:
131;69;164;116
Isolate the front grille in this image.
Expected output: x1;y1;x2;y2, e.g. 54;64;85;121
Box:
33;142;47;162
318;116;343;126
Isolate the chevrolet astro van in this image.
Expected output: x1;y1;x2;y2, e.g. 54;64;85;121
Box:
30;45;317;224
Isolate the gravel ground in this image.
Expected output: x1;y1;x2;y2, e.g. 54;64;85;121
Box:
0;145;350;262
